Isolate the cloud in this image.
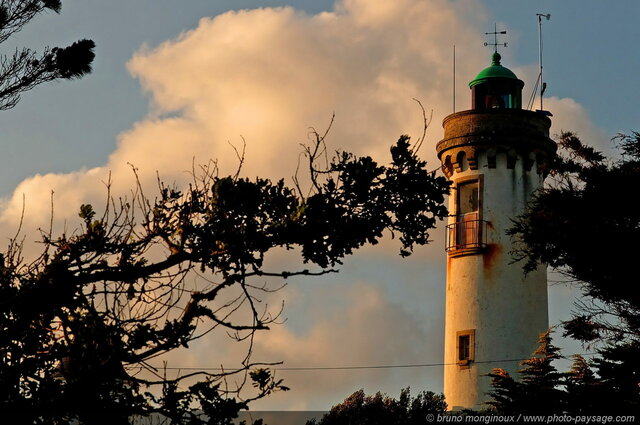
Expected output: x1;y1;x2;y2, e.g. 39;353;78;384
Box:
0;0;493;236
251;283;433;409
507;63;610;152
545;96;612;154
158;281;443;411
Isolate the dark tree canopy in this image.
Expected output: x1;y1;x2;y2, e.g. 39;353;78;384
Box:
510;132;640;310
487;332;565;414
510;131;640;342
0;132;450;424
507;131;640;413
306;387;447;425
0;0;95;109
487;331;640;415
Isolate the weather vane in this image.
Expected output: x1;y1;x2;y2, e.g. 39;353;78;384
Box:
484;23;507;53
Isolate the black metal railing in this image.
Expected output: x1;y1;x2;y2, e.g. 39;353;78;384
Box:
446;218;488;252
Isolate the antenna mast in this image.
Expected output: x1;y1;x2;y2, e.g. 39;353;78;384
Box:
536;13;550;110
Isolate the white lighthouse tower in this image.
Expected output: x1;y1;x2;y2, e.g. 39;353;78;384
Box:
436;51;556;410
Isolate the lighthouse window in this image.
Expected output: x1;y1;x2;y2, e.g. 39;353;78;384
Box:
459;335;470;361
457;181;479;215
472;81;522;110
456;329;475;366
447;177;486;254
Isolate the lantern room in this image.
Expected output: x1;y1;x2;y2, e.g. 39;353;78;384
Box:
469;52;524;110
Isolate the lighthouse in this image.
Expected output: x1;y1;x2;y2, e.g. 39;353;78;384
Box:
436;51;556;410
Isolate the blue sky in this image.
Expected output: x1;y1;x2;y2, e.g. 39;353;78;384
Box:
0;0;636;411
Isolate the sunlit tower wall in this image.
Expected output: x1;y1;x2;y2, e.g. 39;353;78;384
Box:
436;52;556;410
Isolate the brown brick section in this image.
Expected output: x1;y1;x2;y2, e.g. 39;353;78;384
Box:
436;109;557;178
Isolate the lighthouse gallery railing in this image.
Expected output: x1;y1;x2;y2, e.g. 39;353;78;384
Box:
445;218;488;252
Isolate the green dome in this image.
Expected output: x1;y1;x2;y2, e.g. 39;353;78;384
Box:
469;52;521;88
